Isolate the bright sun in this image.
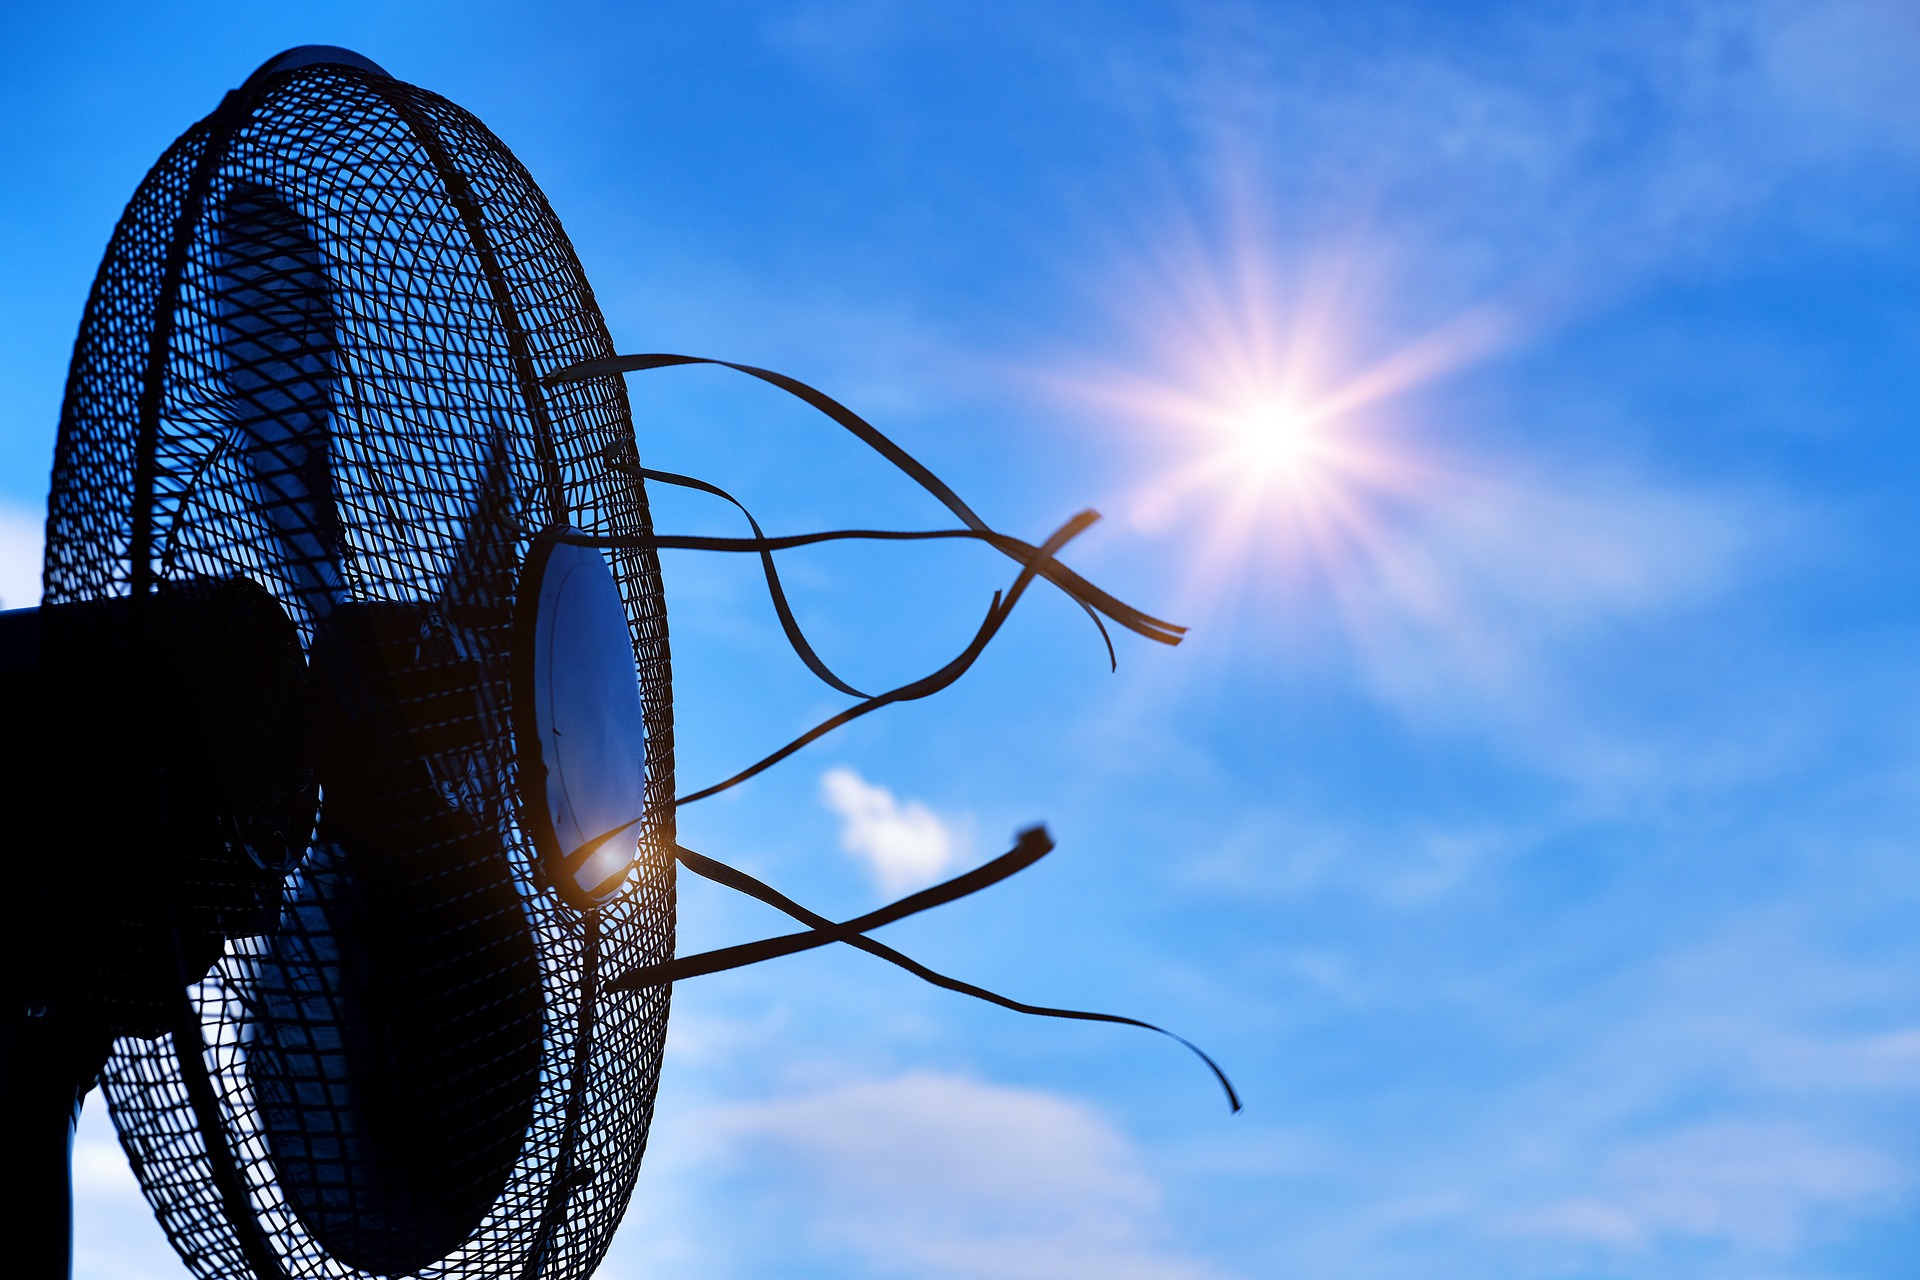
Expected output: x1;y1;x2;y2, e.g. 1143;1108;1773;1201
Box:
1224;399;1323;479
1053;215;1512;597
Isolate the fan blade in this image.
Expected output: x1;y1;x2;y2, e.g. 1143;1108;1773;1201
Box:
439;422;522;622
216;184;530;628
215;185;537;1271
251;602;542;1276
251;830;540;1274
212;183;349;617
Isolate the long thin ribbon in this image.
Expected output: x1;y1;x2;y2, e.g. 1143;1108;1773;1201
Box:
559;512;1156;804
607;826;1057;987
633;835;1239;1113
542;352;1186;651
550;354;1233;1110
672;508;1092;806
634;466;873;698
560;500;1169;653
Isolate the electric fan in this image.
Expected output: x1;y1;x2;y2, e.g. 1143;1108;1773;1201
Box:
0;45;1231;1280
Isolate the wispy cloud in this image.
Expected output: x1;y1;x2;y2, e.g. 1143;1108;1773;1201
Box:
1137;0;1920;296
1759;1026;1920;1094
707;1071;1229;1280
1752;0;1920;149
1330;465;1767;720
820;766;962;895
0;501;42;610
1501;1121;1905;1253
1179;805;1528;918
1446;909;1917;1274
1033;77;1798;797
1071;235;1788;788
72;1100;176;1280
1191;903;1920;1280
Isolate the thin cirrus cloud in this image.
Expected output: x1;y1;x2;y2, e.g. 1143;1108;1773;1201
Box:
1140;0;1920;296
1500;1120;1904;1254
1312;462;1821;811
0;500;43;610
73;1100;175;1280
701;1071;1228;1280
819;765;963;897
1326;466;1766;718
1464;907;1917;1271
1208;894;1920;1280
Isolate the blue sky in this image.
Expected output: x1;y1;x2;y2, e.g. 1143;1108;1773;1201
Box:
7;2;1920;1278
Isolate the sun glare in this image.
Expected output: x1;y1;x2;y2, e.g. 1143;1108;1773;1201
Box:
1223;398;1322;479
1053;217;1512;608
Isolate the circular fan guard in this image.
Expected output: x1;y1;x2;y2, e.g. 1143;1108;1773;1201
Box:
47;55;674;1280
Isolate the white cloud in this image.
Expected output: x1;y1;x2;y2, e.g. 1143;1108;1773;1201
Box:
1503;1122;1905;1253
1448;910;1920;1272
1179;805;1530;918
1273;463;1818;804
0;501;43;610
1336;468;1764;718
820;766;961;896
1760;1027;1920;1093
1755;0;1920;146
72;1096;178;1280
709;1071;1227;1280
1030;0;1920;485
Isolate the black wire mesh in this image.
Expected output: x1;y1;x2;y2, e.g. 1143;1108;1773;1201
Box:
46;59;674;1280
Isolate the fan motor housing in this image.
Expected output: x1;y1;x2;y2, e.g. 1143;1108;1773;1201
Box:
1;577;314;1037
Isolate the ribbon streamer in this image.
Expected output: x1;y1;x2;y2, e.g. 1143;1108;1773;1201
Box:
556;354;1234;1109
672;508;1092;805
544;352;1187;651
608;826;1058;986
606;830;1241;1113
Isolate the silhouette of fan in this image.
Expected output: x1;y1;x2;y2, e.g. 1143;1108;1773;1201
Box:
0;45;1232;1280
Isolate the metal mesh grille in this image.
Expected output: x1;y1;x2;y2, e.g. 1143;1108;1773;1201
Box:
47;62;673;1280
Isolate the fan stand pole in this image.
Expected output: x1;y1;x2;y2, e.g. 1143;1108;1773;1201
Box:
0;1005;109;1280
1;605;104;1279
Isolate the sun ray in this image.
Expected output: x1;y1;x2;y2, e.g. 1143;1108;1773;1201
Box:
1052;217;1514;632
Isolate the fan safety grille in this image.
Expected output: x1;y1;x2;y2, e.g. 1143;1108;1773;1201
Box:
47;60;674;1280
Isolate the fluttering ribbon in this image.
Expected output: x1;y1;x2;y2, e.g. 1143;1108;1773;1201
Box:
603;830;1240;1113
552;352;1235;1111
574;506;1094;805
543;352;1187;653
